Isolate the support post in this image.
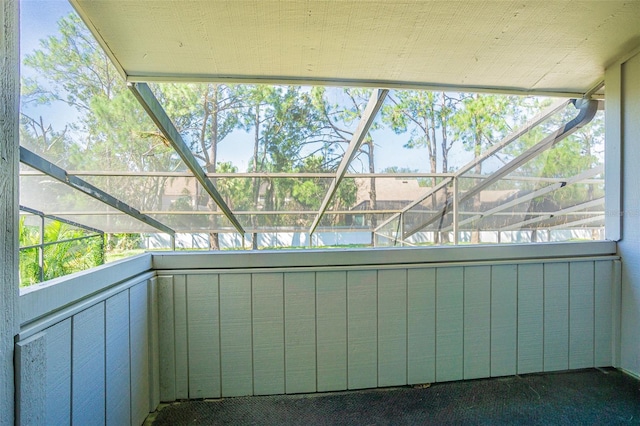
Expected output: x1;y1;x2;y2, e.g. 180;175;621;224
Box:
0;0;19;423
453;177;459;245
39;215;45;283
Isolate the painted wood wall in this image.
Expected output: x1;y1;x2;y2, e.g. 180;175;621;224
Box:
1;0;20;424
15;273;159;426
610;48;640;378
12;245;621;425
157;258;620;400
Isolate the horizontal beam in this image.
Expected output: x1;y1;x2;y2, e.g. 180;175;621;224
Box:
125;74;588;99
19;205;104;235
128;82;245;235
33;209;603;218
19;148;175;236
19;170;604;184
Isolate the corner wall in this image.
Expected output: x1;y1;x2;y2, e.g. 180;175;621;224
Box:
611;49;640;377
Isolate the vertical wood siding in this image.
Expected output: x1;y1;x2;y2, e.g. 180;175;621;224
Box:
13;255;619;425
155;259;619;399
16;276;156;426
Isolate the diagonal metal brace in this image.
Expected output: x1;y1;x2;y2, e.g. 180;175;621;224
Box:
129;82;245;235
402;98;599;239
20;147;175;236
309;88;389;235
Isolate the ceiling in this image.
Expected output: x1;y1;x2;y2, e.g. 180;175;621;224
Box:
70;1;640;96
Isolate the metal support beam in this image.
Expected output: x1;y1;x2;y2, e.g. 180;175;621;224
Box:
452;177;459;245
500;198;604;231
441;165;604;232
548;215;604;230
20;147;175;236
128;82;245;235
402;99;599;239
19;205;104;234
309;89;388;235
39;215;44;283
374;177;453;232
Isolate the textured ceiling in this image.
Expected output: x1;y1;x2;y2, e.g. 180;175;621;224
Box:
71;1;640;96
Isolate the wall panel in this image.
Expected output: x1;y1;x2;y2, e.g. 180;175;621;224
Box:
407;268;436;384
347;270;378;389
543;263;569;371
187;274;220;398
252;273;284;395
517;264;544;374
106;291;131;426
377;269;407;387
157;275;176;401
435;267;464;382
219;274;253;397
72;303;106;426
44;319;71;424
284;272;317;393
316;271;347;391
569;262;595;368
130;282;151;426
491;265;517;377
464;266;491;379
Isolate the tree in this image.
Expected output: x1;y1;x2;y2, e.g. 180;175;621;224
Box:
312;87;379;242
22;12;181;217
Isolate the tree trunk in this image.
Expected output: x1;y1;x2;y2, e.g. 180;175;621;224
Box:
208;85;220;250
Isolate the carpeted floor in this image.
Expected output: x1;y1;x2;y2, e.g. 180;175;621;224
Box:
148;368;640;425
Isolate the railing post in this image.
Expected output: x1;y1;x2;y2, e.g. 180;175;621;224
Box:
39;215;45;283
399;212;404;247
453;177;459;245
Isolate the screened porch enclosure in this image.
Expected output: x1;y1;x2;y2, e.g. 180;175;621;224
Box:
6;1;640;426
18;87;606;259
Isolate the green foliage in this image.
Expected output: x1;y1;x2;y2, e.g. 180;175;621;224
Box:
19;217;105;286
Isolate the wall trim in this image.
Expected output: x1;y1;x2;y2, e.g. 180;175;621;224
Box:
153;241;617;271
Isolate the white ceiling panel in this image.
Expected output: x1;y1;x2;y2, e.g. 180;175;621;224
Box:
71;0;640;95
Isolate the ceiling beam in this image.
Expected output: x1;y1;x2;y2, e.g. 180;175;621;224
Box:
20;147;175;236
128;82;246;235
309;88;388;235
124;74;587;99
